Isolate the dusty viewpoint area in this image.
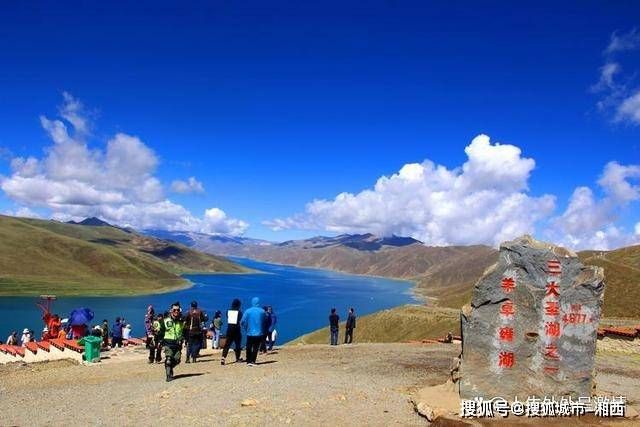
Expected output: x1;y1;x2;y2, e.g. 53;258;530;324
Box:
0;342;639;426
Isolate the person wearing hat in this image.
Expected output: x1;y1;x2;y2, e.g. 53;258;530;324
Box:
20;328;32;347
41;327;49;341
158;302;185;382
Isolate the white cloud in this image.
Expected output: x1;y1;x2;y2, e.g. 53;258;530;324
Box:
605;28;640;55
171;177;205;194
267;135;639;250
615;90;640;125
549;162;640;250
594;28;640;125
0;93;248;236
202;208;248;235
597;161;640;203
58;92;90;136
635;222;640;236
265;134;555;246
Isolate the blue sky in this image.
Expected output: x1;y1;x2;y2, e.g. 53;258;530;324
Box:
0;1;639;248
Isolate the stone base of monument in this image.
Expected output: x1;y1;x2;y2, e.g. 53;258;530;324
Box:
412;380;464;423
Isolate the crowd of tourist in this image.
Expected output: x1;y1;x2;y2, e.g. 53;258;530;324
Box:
2;297;362;385
149;297;279;381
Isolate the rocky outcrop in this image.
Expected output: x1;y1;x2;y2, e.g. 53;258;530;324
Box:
459;235;605;400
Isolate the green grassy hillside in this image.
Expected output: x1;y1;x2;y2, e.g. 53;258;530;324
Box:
579;245;640;319
0;215;248;296
289;305;460;345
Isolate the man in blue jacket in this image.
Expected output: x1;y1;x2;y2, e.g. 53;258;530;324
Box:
241;296;266;366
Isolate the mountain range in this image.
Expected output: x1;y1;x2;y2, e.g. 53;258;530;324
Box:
145;229;640;318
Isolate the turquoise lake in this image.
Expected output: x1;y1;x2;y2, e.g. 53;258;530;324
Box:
0;258;418;344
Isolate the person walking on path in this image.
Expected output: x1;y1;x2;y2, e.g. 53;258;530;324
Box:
111;317;124;348
183;301;207;363
159;302;185;382
212;311;222;350
241;297;266;366
221;299;243;365
344;308;356;344
329;308;339;345
266;306;278;351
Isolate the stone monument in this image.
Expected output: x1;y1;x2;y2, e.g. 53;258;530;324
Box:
459;235;605;400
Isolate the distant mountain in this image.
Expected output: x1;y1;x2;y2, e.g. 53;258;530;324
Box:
0;215;248;296
276;233;422;251
67;216;113;227
142;229;272;251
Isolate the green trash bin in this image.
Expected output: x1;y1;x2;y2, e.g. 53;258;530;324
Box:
78;335;102;363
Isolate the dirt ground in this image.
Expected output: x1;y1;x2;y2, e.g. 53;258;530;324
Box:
0;343;638;426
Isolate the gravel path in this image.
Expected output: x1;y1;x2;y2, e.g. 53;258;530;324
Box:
0;343;458;426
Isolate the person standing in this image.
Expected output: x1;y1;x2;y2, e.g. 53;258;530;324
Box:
329;308;339;346
212;311;222;350
159;302;185;382
20;328;31;347
241;297;266;367
266;306;278;351
6;331;18;346
111;317;124;348
183;301;207;363
260;306;270;354
344;308;356;344
148;313;164;363
221;299;243;365
100;320;109;348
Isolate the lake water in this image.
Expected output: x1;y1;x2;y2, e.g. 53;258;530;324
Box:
0;258;418;344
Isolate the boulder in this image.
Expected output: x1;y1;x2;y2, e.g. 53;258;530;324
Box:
459;235;604;400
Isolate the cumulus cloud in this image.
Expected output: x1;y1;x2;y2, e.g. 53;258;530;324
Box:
171;177;205;194
265;135;556;246
549;161;640;250
0;93;248;236
593;28;640;125
266;135;639;250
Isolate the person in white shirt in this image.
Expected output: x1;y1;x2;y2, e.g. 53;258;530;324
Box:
20;328;32;347
123;324;132;340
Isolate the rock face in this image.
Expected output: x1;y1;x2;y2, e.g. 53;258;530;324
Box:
459;235;605;400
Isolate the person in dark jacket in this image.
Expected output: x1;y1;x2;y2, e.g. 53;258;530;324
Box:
344;307;356;344
259;305;270;354
148;313;164;363
111;317;124;348
183;301;207;363
266;306;278;351
241;297;267;366
100;320;109;348
221;298;243;365
329;308;339;345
